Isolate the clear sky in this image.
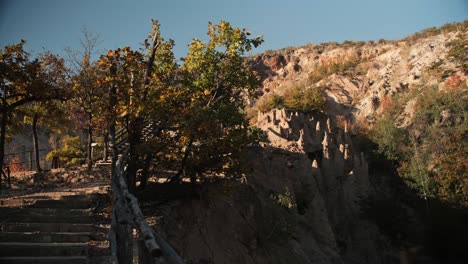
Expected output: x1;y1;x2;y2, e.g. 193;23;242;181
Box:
0;0;466;60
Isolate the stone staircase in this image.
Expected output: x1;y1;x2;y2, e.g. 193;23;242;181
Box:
0;189;110;264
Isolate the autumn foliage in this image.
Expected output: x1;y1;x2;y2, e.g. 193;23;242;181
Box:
6;156;26;173
371;85;468;207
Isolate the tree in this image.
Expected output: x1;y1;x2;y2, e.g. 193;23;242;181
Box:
0;41;67;172
67;31;107;171
69;56;106;170
96;20;178;190
22;101;70;172
96;20;263;189
164;20;263;183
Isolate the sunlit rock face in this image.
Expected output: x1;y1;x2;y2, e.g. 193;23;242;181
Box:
248;30;466;124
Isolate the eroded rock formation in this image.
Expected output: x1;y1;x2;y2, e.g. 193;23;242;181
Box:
153;109;390;264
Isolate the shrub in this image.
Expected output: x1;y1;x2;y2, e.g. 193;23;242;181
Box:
309;57;361;82
356;62;369;75
405;21;468;43
447;35;468;74
46;136;85;166
370;114;408;161
270;94;285;109
256;93;285;113
283;85;326;112
371;84;468;207
271;187;296;209
309;69;325;83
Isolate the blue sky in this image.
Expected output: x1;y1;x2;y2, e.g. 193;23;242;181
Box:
0;0;466;60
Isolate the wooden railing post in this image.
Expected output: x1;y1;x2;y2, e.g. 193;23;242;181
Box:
28;151;33;170
0;166;11;190
116;222;133;264
138;239;155;264
109;218;118;263
110;126;184;264
6;166;10;188
111;196;134;264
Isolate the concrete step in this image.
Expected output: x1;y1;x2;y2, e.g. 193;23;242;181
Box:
0;191;110;263
1;208;92;217
0;193;104;207
0;199;36;207
2;214;93;223
89;255;111;264
94;162;111;167
0;232;93;243
0;222;95;233
0;256;87;264
31;197;95;209
0;242;88;257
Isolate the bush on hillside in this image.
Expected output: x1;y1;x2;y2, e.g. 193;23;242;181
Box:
256;85;326;114
371;84;468;207
447;35;468;74
283;85;326;112
308;57;363;84
370;114;408;162
256;93;285;113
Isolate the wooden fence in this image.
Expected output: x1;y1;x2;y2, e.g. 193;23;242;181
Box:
109;150;184;264
0;166;11;190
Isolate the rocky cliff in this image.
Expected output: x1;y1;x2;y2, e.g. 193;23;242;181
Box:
248;22;466;124
149;109;403;264
146;22;467;264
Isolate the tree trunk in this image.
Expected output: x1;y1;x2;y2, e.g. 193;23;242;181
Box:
127;118;141;193
103;129;109;162
0;108;8;171
32;113;42;172
87;125;93;171
109;63;117;178
170;137;193;183
0;108;7;180
110;123;116;175
125;33;158;192
139;154;153;190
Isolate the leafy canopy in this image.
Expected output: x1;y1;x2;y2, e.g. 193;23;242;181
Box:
95;20;264;181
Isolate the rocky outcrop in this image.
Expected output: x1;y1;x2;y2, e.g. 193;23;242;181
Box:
252;109;378;263
249;54;288;80
153;109;393;264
